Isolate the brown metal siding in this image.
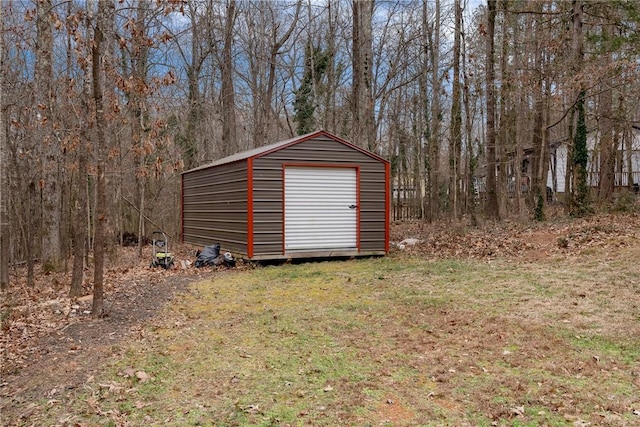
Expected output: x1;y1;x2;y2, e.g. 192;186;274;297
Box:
251;161;284;255
252;136;387;256
182;161;248;254
359;166;387;251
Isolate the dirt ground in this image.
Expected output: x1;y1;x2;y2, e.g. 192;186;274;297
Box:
0;244;217;425
1;276;191;418
2;212;640;425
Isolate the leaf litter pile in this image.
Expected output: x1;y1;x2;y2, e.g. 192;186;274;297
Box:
1;213;640;426
390;213;636;261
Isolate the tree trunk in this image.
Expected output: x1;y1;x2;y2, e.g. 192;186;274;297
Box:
449;0;462;219
26;182;36;287
37;0;63;272
91;0;112;317
497;0;510;217
70;58;92;298
542;80;552;201
597;82;615;203
352;0;375;150
485;0;499;219
569;0;590;216
132;1;149;258
572;90;589;217
137;181;145;258
0;9;8;290
221;0;237;152
324;0;337;133
531;79;545;207
426;0;441;220
565;106;575;206
70;126;88;298
512;8;523;215
624;123;633;191
616;95;632;192
461;11;476;221
185;62;201;168
252;1;301;148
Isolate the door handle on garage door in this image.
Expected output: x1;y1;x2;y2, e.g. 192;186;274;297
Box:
349;205;357;209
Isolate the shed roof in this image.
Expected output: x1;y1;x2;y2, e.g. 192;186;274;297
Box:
182;130;387;174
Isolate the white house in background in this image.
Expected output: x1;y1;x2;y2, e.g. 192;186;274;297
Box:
475;125;640;200
548;124;640;196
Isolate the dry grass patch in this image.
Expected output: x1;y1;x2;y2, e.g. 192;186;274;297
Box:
34;250;640;426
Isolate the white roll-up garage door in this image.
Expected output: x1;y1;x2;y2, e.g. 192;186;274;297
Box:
284;166;357;251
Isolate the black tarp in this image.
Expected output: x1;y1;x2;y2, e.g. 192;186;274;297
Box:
195;244;235;268
194;244;220;267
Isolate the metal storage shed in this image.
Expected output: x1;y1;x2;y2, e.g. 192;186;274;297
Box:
181;130;390;260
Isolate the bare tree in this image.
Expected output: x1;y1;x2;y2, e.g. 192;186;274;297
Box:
496;0;510;217
132;1;151;258
529;0;547;217
323;0;339;134
569;0;590;217
221;0;238;152
238;1;301;148
0;4;8;290
449;0;463;219
168;1;215;167
91;0;114;317
595;18;615;204
70;83;90;298
484;0;499;219
352;0;375;150
425;0;441;221
597;81;615;203
510;3;523;216
36;0;63;271
461;1;479;221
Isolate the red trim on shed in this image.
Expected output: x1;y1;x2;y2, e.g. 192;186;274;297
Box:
385;161;391;252
355;166;361;251
281;165;285;255
247;158;254;258
254;130;388;164
282;162;359;169
180;174;184;243
282;163;361;253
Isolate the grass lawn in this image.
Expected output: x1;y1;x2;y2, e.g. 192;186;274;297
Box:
40;249;640;426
